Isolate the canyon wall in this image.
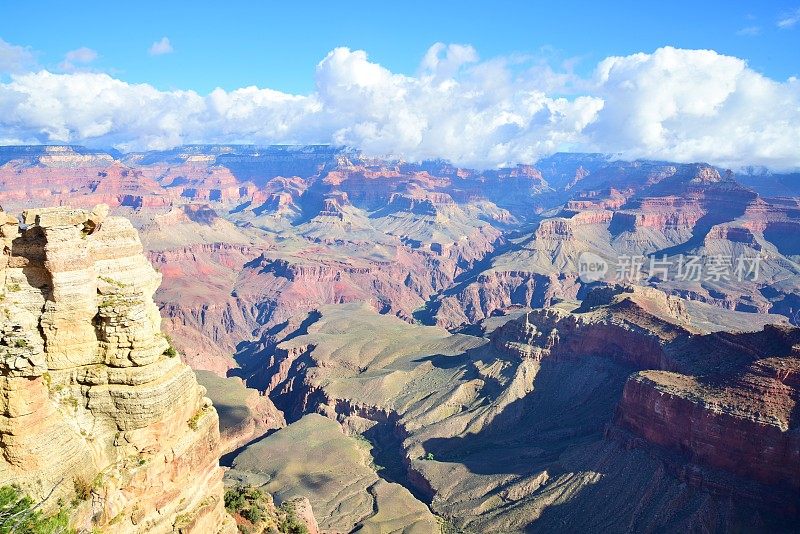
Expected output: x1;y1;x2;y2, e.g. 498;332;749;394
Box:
489;292;800;515
618;369;800;492
0;206;234;533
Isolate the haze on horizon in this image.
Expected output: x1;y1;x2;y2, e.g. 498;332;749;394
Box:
1;0;799;171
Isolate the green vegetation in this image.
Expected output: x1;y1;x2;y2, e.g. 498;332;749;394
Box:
99;295;124;309
438;516;460;534
161;333;178;357
72;477;91;503
13;338;28;349
98;290;140;310
351;433;371;447
187;405;209;430
277;501;309;534
98;276;128;288
351;433;383;471
225;485;268;531
174;496;215;530
240;505;263;524
224;485;309;534
6;283;20;293
231;414;437;531
0;485;74;534
424;452;435;461
91;472;105;492
61;395;79;410
173;512;191;529
224;485;258;514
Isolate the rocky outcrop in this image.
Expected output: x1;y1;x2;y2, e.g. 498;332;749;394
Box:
236;301;799;532
385;193;440;216
0;206;235;533
429;165;800;329
237;226;499;329
227;414;438;533
614;325;800;503
488;287;800;512
434;271;581;328
618;367;800;492
195;371;285;455
489;286;688;369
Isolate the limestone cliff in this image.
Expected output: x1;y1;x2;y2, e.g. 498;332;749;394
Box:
0;205;235;533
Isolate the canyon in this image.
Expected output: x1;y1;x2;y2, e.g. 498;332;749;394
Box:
0;144;798;532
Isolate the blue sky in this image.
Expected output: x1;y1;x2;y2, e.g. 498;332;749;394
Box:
0;1;799;170
2;0;799;93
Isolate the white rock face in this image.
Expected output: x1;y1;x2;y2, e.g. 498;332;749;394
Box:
0;205;235;533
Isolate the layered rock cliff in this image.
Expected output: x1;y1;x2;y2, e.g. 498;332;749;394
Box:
615;326;800;504
227;299;797;532
0;205;235;533
487;287;800;516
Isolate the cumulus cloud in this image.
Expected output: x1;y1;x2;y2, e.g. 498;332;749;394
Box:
0;43;798;170
149;37;173;56
586;47;800;170
59;47;98;72
419;43;479;81
0;38;36;74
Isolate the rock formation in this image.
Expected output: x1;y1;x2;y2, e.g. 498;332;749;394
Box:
1;146;798;350
1;145;799;531
222;293;799;532
227;414;438;533
195;370;284;455
428;165;800;329
0;205;235;533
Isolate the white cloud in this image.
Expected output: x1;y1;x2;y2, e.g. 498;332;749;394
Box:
736;26;761;36
308;47;603;165
149;37;173;56
0;44;798;171
0;38;36;74
586;47;800;170
59;47;98;72
778;8;800;28
419;42;479;81
64;47;97;63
